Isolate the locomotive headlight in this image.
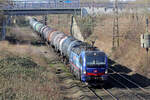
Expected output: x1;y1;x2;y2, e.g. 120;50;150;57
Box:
105;69;108;74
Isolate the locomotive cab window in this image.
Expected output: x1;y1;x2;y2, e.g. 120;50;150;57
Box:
85;52;106;68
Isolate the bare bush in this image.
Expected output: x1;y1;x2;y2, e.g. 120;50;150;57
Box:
0;56;62;100
76;16;96;40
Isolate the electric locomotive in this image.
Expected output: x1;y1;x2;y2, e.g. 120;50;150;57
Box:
69;44;108;85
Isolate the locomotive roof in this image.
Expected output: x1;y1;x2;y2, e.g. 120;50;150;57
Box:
71;42;99;55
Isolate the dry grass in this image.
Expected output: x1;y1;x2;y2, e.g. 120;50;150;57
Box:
0;56;61;100
92;13;150;77
39;13;150;77
32;12;150;78
0;24;63;99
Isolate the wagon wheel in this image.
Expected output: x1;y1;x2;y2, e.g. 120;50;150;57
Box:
78;70;81;81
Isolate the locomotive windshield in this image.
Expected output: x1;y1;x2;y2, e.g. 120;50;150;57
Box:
86;52;105;68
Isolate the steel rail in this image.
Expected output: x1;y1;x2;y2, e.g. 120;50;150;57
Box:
109;68;150;94
88;86;120;100
37;33;146;100
88;87;103;100
102;88;119;100
109;74;146;100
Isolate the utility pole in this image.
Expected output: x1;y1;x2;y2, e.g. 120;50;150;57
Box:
1;17;6;40
43;15;47;25
141;18;150;69
112;0;119;49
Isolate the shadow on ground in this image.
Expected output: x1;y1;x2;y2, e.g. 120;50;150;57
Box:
102;58;150;89
5;36;45;46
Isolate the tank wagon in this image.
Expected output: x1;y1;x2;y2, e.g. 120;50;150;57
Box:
29;18;108;85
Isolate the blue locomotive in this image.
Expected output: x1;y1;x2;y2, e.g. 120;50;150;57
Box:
29;18;108;85
69;42;108;84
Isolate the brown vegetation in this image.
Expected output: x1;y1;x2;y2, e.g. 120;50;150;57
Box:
0;25;63;99
92;13;150;77
0;17;99;99
43;12;150;78
76;16;96;40
0;56;61;100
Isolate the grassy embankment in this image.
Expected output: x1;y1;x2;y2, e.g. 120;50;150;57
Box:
45;8;150;78
0;56;58;99
0;14;63;99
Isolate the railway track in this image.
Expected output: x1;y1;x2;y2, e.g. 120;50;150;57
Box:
40;34;150;100
45;40;150;100
44;40;150;100
102;88;119;100
109;68;150;100
88;86;119;100
109;68;150;94
86;67;150;100
45;40;118;100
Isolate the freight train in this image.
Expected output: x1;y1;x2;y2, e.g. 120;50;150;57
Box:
29;18;108;85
